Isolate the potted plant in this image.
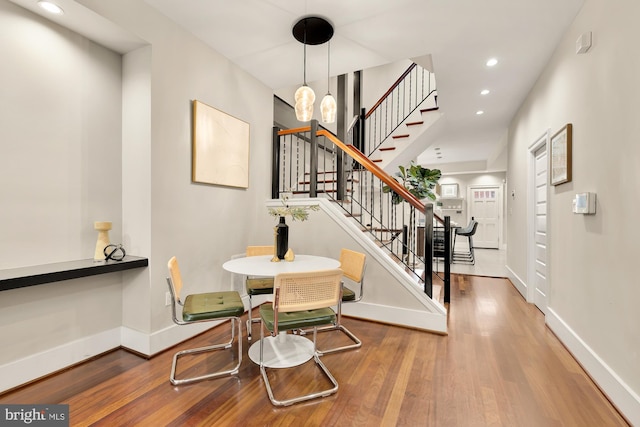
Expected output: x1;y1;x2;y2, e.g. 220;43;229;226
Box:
383;161;441;204
267;194;319;260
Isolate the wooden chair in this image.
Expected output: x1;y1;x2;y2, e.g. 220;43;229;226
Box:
166;256;243;385
300;248;366;355
259;269;343;406
245;245;275;341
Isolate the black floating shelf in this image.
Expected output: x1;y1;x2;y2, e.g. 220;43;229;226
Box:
0;256;149;292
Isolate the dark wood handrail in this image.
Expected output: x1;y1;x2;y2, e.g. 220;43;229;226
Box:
279;126;443;223
365;63;417;119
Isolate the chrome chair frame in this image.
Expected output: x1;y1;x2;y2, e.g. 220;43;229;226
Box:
245;246;275;341
299;249;366;355
259;269;342;406
166;257;243;386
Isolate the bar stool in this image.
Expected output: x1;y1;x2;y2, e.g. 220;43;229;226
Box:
452;219;478;264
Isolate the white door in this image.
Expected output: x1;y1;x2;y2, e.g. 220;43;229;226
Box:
533;145;548;313
469;186;501;249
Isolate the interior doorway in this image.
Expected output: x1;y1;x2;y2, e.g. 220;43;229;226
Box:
468;185;502;249
529;132;549;314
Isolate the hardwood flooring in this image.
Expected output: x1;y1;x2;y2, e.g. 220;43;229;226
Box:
0;275;629;426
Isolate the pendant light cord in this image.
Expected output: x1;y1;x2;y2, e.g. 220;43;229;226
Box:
303;21;307;85
326;40;331;94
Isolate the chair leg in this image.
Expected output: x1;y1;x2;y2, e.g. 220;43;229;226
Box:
259;324;339;406
246;295;263;341
312;323;362;355
170;318;242;386
453;235;475;264
246;294;253;341
297;301;361;355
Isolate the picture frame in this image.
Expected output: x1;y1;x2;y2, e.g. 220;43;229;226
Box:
192;100;250;188
550;123;572;186
440;183;459;198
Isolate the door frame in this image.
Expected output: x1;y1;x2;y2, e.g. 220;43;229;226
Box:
466;184;504;249
527;130;550;308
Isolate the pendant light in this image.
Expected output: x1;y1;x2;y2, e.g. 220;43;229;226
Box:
320;40;337;123
292;17;334;123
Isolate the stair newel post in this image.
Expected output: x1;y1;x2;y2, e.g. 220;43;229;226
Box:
402;224;409;258
423;202;433;298
336;150;345;201
309;119;318;198
358;107;366;156
444;215;451;303
271;126;281;199
336;75;346;202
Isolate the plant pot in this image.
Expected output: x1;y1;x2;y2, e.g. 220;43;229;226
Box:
275;216;289;260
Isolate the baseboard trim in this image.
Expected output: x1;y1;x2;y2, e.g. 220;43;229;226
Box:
546;308;639;426
0;328;121;393
505;264;527;299
342;301;447;334
1;316;243;393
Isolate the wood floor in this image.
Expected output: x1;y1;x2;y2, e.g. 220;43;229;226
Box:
0;275;629;426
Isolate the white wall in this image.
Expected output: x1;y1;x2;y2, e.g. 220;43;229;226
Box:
0;0;126;389
362;60;413;110
0;0;123;268
77;0;276;347
507;0;640;422
0;0;275;390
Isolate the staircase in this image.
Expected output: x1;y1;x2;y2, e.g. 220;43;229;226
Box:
370;103;444;173
274;124;450;289
270;61;451;312
358;62;442;173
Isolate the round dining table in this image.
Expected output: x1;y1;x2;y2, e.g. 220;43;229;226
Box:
222;254;340;368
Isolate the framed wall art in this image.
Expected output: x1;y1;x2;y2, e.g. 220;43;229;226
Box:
192;100;250;188
440;183;459;198
550;123;572;186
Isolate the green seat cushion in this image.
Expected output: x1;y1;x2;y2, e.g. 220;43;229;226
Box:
342;285;356;302
246;277;274;295
183;291;244;322
259;305;336;332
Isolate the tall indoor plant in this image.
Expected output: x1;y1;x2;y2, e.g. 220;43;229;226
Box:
383;161;441;204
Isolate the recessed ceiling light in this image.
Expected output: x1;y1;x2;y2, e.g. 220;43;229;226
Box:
480;89;490;95
476;110;484;115
37;1;64;14
486;58;498;67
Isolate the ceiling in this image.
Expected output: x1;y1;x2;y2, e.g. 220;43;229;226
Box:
11;0;585;168
141;0;584;168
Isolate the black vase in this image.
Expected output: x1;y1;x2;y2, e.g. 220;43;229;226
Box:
275;216;289;259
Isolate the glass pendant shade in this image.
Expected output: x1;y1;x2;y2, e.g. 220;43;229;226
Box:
321;93;336;123
295;85;315;122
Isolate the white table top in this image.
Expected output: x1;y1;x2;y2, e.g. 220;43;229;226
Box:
222;254;340;277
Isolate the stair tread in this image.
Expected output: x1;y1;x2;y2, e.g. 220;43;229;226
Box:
361;227;403;233
290;189;350;195
420;106;440;113
379;147;396;151
298;179;341;184
392;134;410;139
406;121;424;126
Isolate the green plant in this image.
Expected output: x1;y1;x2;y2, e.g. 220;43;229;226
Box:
268;194;319;221
383;162;441;205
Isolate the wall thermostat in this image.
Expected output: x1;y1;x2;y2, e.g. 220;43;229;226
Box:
573;192;596;214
